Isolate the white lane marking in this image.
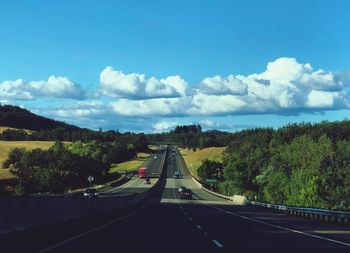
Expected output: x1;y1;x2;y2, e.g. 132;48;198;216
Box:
204;232;208;235
189;217;192;221
184;212;188;216
213;240;223;248
196;225;202;230
38;193;156;253
193;196;350;248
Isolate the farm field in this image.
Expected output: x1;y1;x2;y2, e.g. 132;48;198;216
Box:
109;152;150;174
0;141;57;180
179;147;225;178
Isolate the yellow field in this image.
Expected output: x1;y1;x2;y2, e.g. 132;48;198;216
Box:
179;147;226;178
0;141;57;180
109;152;150;173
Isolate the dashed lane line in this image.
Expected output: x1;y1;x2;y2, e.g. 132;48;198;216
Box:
192;195;350;248
212;240;224;248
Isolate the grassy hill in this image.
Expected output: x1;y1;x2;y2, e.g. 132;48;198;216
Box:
0;141;59;180
0;104;80;131
179;147;225;178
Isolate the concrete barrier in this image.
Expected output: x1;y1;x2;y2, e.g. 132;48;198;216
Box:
190;176;247;205
0;147;169;236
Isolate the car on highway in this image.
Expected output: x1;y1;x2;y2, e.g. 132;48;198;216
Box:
173;172;181;179
179;189;192;199
144;177;151;184
178;186;186;193
83;188;99;198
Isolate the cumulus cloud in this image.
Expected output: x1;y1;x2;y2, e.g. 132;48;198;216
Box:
110;97;194;117
2;57;349;125
98;58;349;118
192;57;349;115
0;76;86;100
99;66;188;99
152;121;178;133
198;75;247;95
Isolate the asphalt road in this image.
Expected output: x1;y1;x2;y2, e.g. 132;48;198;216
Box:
98;148;166;197
2;146;350;253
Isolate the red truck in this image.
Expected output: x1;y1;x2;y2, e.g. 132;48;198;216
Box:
138;167;147;178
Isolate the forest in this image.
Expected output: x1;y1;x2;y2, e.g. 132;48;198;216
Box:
197;121;350;210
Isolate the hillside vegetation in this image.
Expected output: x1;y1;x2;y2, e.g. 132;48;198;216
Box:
0;105;79;131
220;121;350;210
0;141;62;183
180;147;225;178
0;127;33;134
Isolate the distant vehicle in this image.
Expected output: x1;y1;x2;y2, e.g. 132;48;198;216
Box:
144;177;151;184
173;172;181;179
139;167;147;178
178;186;186;193
180;189;192;199
83;188;99;198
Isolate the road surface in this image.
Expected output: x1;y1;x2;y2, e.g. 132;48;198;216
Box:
2;146;350;253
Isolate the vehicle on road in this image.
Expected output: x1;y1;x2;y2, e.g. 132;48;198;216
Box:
173;172;181;179
138;167;147;178
180;189;192;199
178;186;186;193
144;177;151;184
83;188;99;198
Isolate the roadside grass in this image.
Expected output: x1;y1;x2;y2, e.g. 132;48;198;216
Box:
0;141;59;180
179;147;226;178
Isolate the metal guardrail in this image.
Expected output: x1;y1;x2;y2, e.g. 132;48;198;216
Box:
173;147;350;223
248;200;350;222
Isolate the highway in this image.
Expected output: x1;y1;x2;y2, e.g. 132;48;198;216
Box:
98;148;166;197
2;146;350;252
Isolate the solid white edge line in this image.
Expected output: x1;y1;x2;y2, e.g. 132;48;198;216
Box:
192;196;350;248
213;239;223;247
196;225;202;229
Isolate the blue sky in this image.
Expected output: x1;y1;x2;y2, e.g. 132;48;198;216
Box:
0;0;349;132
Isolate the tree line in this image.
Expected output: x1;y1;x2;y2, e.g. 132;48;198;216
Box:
196;121;350;210
147;125;230;149
2;138;145;194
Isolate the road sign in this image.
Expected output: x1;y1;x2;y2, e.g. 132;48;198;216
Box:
205;179;217;183
87;176;94;183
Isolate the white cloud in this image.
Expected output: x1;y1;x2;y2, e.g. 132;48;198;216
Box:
198;75;247;95
0;79;34;100
152;121;177;133
110;96;193;117
192;93;247;115
2;57;349;127
0;76;86;100
99;66;188;99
